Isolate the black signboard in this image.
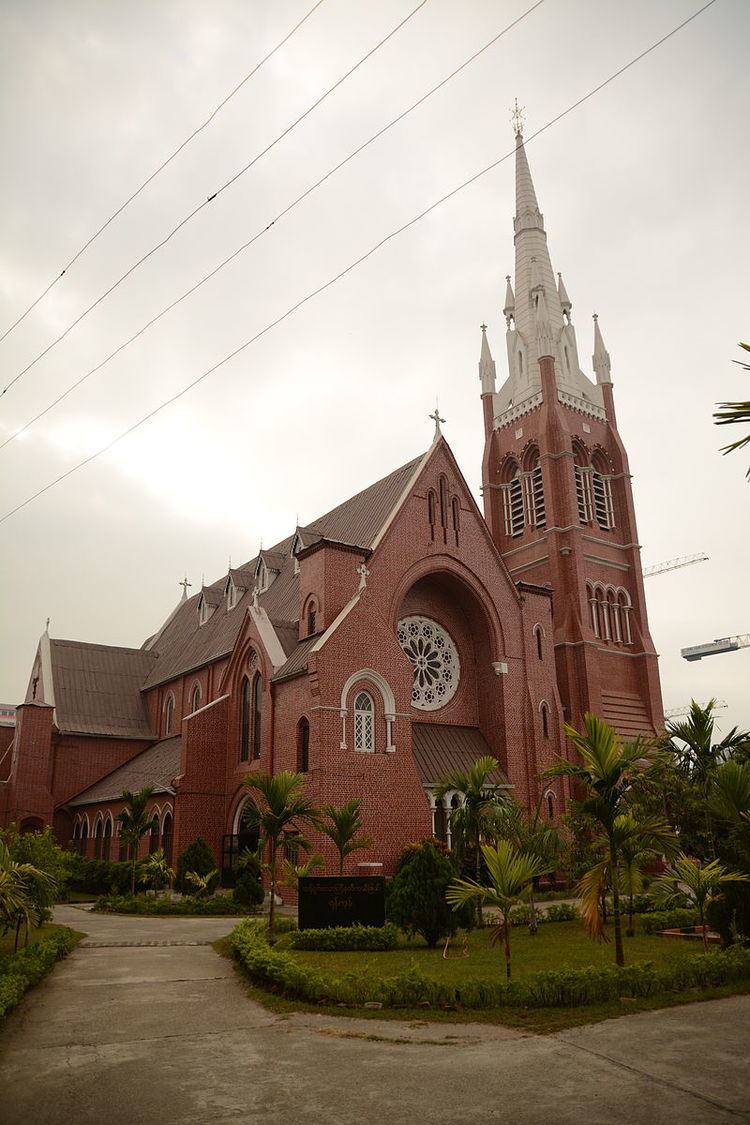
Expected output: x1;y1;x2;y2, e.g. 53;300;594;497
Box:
298;875;386;930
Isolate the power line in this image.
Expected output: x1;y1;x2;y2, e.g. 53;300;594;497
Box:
0;0;546;451
0;1;326;348
0;0;719;527
0;0;429;398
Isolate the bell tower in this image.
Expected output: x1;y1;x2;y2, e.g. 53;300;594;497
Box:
479;116;663;737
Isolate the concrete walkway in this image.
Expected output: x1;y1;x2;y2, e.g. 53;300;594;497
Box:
0;906;748;1124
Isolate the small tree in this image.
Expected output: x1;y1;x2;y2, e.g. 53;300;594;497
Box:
486;796;562;934
0;840;56;951
185;868;220;898
319;799;373;875
652;854;749;953
447;840;550;979
116;788;155;895
386;840;470;947
242;771;320;944
175;837;216;894
140;849;174;894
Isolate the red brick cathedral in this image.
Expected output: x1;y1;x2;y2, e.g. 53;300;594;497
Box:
0;128;664;878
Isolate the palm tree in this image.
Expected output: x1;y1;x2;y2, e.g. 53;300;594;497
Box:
140;849;174;894
446;840;550;979
546;713;664;967
714;342;750;477
281;853;324;890
242;771;320;943
651;853;749;953
666;700;750;784
319;799;373;875
434;755;504;926
486;796;561;934
116;788;155;895
184;868;220;898
0;841;56;951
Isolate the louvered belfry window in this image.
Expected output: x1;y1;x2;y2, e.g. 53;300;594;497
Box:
575;465;593;523
527;465;546;528
502;476;525;537
592;471;614;529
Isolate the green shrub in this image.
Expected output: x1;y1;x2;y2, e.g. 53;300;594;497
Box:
67;855;134;896
94;893;254;916
233;871;264;909
175;838;216;894
0;929;78;1020
229;920;750;1011
508;903;579;926
290;924;399;951
639;908;701;934
387;841;471;947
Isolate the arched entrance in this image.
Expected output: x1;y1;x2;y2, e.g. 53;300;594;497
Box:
221;796;261;886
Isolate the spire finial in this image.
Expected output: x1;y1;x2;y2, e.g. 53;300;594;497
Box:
179;576;192;601
592;313;612;385
45;617;50;634
429;404;446;440
511;97;525;137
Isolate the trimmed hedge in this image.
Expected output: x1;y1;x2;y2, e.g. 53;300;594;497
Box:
639;909;701;935
229;919;750;1010
94;893;258;916
509;903;579;926
67;856;133;896
0;929;79;1020
290;924;399;952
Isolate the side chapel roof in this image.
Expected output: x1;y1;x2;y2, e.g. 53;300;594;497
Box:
49;639;156;739
68;736;181;806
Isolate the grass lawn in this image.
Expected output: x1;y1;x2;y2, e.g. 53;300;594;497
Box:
278;921;707;984
220;921;749;1034
0;922;79;957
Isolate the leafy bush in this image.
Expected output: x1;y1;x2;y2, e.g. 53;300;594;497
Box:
290;924;399;951
707;885;750;947
0;928;78;1019
175;838;216;894
233;870;264;909
639;909;701;934
508;903;579;926
229;919;750;1010
94;893;256;916
4;826;74;902
67;855;133;896
387;841;471;947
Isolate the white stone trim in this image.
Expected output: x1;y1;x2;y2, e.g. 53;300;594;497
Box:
557;390;607;421
494;392;543;429
248;604;286;672
310;590;362;656
339;669;397;753
39;632;56;723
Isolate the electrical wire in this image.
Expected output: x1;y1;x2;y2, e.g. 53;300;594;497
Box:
0;0;327;347
0;0;546;451
0;0;719;527
0;0;429;399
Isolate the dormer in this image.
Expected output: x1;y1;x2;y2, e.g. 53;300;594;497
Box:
224;568;251;610
197;585;221;626
254;551;283;594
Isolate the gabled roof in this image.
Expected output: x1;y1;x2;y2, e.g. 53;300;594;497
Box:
411;723;510;788
49;639;156;739
141;453;424;689
68;737;181;806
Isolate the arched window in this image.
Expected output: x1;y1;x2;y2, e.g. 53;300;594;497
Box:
533;625;544;661
546;791;555;820
353;691;374;752
523;447;546;529
118;824;128;862
574;442;593;524
297;717;310;773
164;694;174;736
501;459;524;537
102;817;112;861
447;794;461;850
72;819;80;841
93;817;104;859
306;600;317;637
607;588;621;643
451;496;460;532
161;811;173;864
518;350;523;374
252;675;262;760
427;490;436;538
80;817;89;857
540;702;550;739
240;677;251;762
191;684;201;713
433;797;447;844
149;814;160;854
592;453;614;530
439;476;448;529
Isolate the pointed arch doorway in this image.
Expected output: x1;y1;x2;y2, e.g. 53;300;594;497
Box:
221;796;260;887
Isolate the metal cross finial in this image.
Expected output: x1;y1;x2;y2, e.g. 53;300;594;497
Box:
511;97;525;137
429;405;446;439
179;577;192;597
356;562;370;592
480;323;487;333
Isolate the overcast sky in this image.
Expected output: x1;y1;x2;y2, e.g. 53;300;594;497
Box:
1;0;748;735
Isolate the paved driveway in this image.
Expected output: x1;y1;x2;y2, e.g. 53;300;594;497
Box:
0;906;748;1124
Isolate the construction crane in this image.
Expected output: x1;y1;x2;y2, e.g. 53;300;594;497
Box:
682;635;750;662
663;700;728;719
643;553;709;578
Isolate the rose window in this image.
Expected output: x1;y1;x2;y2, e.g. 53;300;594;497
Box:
397;615;460;711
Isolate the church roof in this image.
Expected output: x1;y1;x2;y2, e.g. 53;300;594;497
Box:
68;736;181;806
49;639;156;739
411;723;510;788
141;453;424;689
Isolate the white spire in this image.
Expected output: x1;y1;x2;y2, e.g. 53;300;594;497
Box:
503;276;515;327
534;289;554;358
557;272;571;317
479;324;497;395
592;314;611;384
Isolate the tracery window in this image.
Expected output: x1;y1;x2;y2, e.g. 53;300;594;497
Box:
353;692;375;752
191;684;201;713
252;674;262;760
397;616;461;711
297;717;310;773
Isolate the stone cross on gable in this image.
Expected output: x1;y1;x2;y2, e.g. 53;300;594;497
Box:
429;406;445;439
356;562;370;592
179;576;192;600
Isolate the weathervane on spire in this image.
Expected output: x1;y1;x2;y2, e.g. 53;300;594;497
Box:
429;405;445;439
511;97;525;137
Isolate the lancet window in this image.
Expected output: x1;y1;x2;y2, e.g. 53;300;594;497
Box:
353;691;375;752
587;583;632;645
500;449;546;537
